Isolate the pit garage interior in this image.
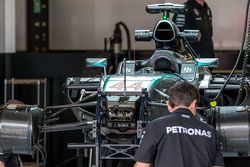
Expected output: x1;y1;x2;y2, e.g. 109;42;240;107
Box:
1;0;250;167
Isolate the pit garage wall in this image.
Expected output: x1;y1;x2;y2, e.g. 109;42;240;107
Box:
48;0;246;51
15;0;247;52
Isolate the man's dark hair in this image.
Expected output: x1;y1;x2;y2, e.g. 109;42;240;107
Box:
168;81;199;108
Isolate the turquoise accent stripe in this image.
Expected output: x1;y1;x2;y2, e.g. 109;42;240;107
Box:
86;58;107;67
103;75;111;91
147;74;177;91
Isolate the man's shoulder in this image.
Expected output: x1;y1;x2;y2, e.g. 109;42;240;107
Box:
150;114;177;126
185;0;195;9
154;114;174;121
184;0;192;5
195;118;216;132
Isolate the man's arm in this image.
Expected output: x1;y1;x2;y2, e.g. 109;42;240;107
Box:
134;161;152;167
212;132;224;167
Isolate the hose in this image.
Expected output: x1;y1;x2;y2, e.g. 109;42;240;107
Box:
117;22;132;60
212;0;250;104
108;22;131;74
235;1;250;105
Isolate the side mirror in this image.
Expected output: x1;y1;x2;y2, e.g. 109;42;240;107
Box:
195;58;219;68
178;30;201;42
86;58;107;77
86;58;107;68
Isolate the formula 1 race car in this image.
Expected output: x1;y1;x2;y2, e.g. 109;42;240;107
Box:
64;3;250;164
0;2;250;167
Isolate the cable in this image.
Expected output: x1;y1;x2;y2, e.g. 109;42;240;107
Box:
182;36;211;74
235;1;250;105
212;0;250;103
182;36;199;59
117;22;132;60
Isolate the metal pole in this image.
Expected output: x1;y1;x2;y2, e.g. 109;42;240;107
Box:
89;148;93;167
43;78;47;165
37;80;40;105
76;149;83;167
123;58;126;96
4;79;7;103
36;153;39;167
95;89;102;167
94;120;100;167
11;78;14;100
44;78;47;107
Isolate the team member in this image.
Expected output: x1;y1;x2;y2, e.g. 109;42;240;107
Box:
134;81;224;167
174;0;214;58
0;154;19;167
